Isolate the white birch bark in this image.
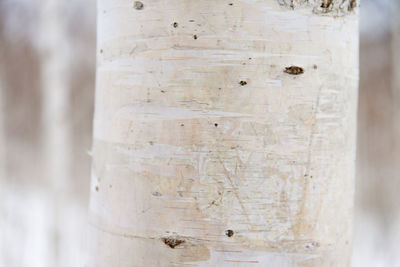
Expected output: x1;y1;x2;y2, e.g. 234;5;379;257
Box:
88;1;359;266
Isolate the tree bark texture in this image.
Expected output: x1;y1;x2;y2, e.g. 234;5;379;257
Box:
88;1;359;266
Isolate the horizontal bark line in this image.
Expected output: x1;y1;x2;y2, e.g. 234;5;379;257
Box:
88;218;336;254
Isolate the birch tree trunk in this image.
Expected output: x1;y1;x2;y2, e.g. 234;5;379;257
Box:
88;1;359;266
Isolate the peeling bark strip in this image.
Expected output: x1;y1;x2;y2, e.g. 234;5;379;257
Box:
88;0;358;266
278;0;358;15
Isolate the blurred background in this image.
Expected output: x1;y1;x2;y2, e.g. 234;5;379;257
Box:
0;0;399;266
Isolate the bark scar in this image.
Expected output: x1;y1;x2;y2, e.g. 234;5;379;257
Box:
294;86;322;236
162;237;185;248
218;154;253;223
284;66;304;75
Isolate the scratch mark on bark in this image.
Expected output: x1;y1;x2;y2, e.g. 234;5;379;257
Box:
295;86;322;236
217;155;251;224
90;221;213;244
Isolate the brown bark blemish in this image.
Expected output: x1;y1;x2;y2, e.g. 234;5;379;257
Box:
284;66;304;75
278;0;308;9
162;237;185;248
278;0;358;15
305;241;320;250
133;1;144;10
348;0;357;11
314;0;358;15
95;186;99;192
320;0;333;9
193;35;198;40
225;230;234;237
173;22;178;28
214;123;218;127
239;80;247;86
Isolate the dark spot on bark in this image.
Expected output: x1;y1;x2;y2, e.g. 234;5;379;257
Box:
284;66;304;75
152;191;162;196
305;241;320;249
162;237;185;248
279;0;356;15
193;34;198;40
181;123;184;127
214;123;218;127
134;1;144;10
320;0;333;9
225;230;234;237
160;90;166;93
313;64;318;69
95;186;99;192
229;3;233;6
239;80;247;86
348;0;357;11
189;19;195;22
173;22;178;28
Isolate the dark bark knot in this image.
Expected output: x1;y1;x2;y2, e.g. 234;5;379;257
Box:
134;1;144;10
162;237;185;248
284;66;304;75
320;0;333;9
225;230;234;237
